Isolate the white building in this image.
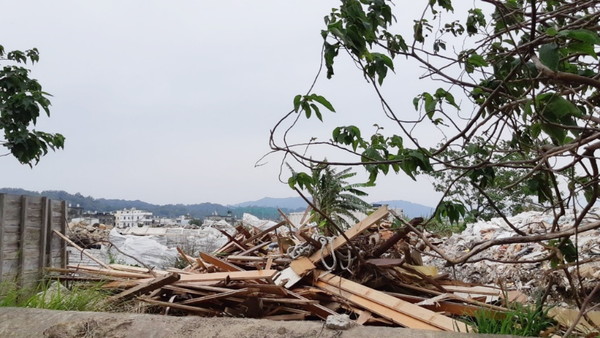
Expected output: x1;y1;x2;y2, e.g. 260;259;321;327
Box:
114;208;153;228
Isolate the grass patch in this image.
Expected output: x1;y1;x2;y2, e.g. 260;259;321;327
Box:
425;219;466;237
0;280;111;312
468;302;556;336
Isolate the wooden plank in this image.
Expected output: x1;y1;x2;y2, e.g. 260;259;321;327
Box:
278;209;296;228
315;281;441;331
227;255;290;264
139;298;219;315
179;287;254;305
262;313;307;321
356;310;373;325
39;197;49;274
200;252;244;272
62;265;150;279
176;247;194;266
435;284;502;296
366;258;404;267
107;272;180;303
260;297;319;305
60;201;67;268
266;306;311;316
387;292;497;317
308;205;389;263
17;195;28;288
317;272;468;332
102;280;141;289
0;194;5;279
237;241;271;256
289;256;315;276
240;220;286;245
53;230;111;269
109;264;166;275
284;289;337;320
175;270;277;283
45;199;53;267
275;206;389;288
217;229;249;251
265;256;274;270
233;283;288;296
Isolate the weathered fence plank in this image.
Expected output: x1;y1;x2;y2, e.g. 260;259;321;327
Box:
0;194;67;288
18;196;28;288
40;197;48;275
0;194;5;279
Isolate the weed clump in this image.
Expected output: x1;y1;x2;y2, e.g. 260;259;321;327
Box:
0;280;111;312
468;302;556;336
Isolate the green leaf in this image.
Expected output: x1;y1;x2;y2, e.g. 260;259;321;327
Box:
423;93;436;118
467;53;488;67
311;95;335;112
530;123;542;138
567;41;597;58
293;95;302;113
302;102;311;119
537;93;581;119
558;29;600;45
310;103;322;121
541;124;567;144
539;43;560;71
545;27;558;37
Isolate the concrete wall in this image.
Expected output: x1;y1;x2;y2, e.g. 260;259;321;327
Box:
0;194;67;288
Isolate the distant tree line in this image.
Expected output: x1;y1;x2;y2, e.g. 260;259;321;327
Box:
0;188;303;221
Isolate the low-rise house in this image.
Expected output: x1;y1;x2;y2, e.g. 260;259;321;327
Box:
114;208;153;228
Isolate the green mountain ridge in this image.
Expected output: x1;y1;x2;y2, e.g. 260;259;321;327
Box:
0;188;434;220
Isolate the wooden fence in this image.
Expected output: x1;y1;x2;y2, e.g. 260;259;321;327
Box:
0;193;67;288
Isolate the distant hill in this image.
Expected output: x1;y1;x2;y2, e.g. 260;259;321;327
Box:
374;200;435;218
234;197;308;210
233;196;434;219
0;188;435;221
0;188;296;221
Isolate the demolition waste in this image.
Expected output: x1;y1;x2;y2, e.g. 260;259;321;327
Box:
58;207;600;335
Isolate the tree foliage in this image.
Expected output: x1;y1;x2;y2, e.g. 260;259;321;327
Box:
271;0;600;268
289;164;371;235
429;138;542;221
0;45;64;165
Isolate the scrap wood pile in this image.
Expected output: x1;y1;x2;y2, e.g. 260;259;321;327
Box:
47;206;598;334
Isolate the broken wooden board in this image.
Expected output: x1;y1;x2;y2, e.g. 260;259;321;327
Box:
58;266;151;279
548;307;600;334
307;205;389;263
284;289;337;320
290;256;316;276
106;272;180;303
108;264;165;276
139;298;219;315
317;271;469;332
387;292;502;317
315;281;441;331
274;205;389;288
366;258;404;267
200;252;244;272
174;269;277;283
179;287;257;306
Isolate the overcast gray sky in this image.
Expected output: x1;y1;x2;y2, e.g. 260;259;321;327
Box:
1;1;452;207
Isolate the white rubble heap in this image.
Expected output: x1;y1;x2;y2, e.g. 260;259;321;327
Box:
92;213;280;269
422;208;600;302
242;213;279;231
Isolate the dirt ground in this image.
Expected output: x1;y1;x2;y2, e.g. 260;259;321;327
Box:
0;307;511;338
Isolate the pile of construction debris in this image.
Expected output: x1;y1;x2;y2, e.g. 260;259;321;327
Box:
50;206;599;335
67;221;112;248
422;208;600;303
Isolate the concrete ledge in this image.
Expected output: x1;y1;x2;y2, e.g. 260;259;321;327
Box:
0;307;510;337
